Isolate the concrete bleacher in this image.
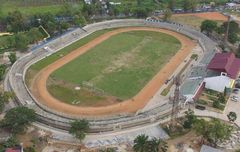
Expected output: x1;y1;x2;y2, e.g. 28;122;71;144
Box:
180;79;203;96
200;50;216;64
7;19;217;134
84;125;169;148
188;66;207;79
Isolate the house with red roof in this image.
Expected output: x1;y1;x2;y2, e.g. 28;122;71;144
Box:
207;52;240;79
5;147;23;152
203;52;240;93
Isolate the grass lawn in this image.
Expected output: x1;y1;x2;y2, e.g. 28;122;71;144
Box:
171;15;224;30
0;0;82;17
48;30;181;104
26;28;115;87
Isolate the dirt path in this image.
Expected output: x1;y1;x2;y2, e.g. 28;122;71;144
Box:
31;27;196;116
173;12;227;21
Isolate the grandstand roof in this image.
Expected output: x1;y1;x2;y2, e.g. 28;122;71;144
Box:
207;52;240;79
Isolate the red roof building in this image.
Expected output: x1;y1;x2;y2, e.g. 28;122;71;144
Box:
5;147;22;152
207;52;240;79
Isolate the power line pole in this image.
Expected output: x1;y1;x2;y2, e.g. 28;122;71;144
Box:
170;76;181;128
224;15;231;44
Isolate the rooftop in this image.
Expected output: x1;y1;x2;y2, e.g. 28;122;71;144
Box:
200;145;222;152
5;147;22;152
207;52;240;79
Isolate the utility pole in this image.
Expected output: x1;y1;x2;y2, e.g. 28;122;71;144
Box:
170;76;181;128
224;15;231;43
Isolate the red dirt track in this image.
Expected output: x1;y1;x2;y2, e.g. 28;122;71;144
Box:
30;27;196;116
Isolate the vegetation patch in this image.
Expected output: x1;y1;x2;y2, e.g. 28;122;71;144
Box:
26;28;115;87
198;88;227;111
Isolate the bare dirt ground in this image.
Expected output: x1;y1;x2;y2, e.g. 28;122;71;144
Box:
167;131;201;152
30;27;196;116
173;12;228;21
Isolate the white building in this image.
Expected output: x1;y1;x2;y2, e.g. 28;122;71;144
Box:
204;73;235;93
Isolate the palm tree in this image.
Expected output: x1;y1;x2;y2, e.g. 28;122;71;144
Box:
147;138;168;152
133;135;168;152
158;139;168;152
133;134;148;152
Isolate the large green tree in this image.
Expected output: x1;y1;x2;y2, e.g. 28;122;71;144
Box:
163;9;172;21
200;20;218;36
5;11;27;33
69;119;89;142
219;21;240;44
0;92;14;113
183;0;197;12
133;7;149;18
0;106;36;134
194;118;233;146
168;0;176;11
183;109;197;129
27;28;43;43
194;119;211;144
73;14;87;27
8;52;17;65
14;33;29;50
208;119;233;146
0;64;6;81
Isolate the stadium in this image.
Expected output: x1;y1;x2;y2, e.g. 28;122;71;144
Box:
5;19;217;135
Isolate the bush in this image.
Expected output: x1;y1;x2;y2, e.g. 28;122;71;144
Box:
197;99;208;105
190;54;198;60
213;100;221;109
0;64;6;80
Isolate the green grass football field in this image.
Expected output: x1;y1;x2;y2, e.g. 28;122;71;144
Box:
47;30;181;105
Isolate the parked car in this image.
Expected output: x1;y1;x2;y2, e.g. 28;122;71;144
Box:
233;88;239;94
231;96;239;102
195;105;206;110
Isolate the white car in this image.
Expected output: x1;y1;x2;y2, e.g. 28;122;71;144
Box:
231;96;239;102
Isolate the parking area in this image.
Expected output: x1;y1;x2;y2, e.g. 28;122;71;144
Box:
224;78;240;126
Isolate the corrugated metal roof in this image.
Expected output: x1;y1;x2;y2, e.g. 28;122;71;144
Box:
207;52;240;79
200;145;222;152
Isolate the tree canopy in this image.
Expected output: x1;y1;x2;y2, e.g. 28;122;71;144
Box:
183;0;197;12
183;109;197;129
201;20;218;36
133;134;168;152
0;91;14;113
194;118;233;146
163;9;172;21
0;106;36;134
0;64;6;81
8;52;17;65
227;112;237;122
69;119;89;142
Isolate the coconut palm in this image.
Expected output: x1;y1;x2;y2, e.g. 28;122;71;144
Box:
133;134;148;152
133;135;168;152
